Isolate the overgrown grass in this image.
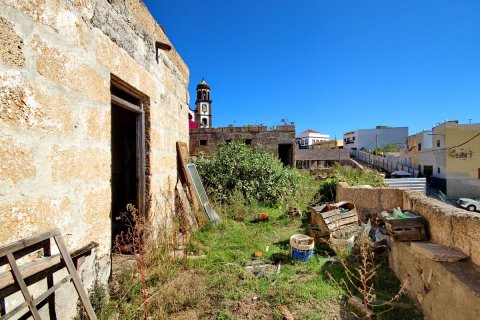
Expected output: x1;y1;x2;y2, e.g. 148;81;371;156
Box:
86;205;420;319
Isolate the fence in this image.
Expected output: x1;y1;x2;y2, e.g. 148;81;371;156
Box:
384;178;427;194
350;149;420;176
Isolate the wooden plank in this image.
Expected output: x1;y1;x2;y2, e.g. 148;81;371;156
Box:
176;180;198;230
53;235;97;320
0;229;60;259
0;241;98;299
6;254;41;319
3;276;71;320
0;240;49;267
327;216;359;230
384;217;424;228
0;242;98;294
0;254;61;290
111;94;143;114
176;142;201;215
324;212;357;225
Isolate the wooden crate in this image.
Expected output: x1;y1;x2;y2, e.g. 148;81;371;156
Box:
309;228;330;245
383;214;426;241
310;201;358;234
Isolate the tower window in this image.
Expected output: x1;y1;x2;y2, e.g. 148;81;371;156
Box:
200;140;207;146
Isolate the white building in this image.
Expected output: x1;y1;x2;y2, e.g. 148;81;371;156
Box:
343;126;408;151
296;130;330;149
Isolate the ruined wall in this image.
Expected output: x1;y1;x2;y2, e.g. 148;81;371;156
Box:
335;182;403;218
336;183;480;265
337;183;480;319
389;242;480;320
189;125;295;158
0;0;189;317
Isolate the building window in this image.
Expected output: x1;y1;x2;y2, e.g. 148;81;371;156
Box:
437;167;440;174
200;140;207;146
478;168;480;179
418;143;421;151
437;139;440;147
352;137;355;141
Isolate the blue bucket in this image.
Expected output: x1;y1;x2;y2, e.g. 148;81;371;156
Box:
290;234;314;262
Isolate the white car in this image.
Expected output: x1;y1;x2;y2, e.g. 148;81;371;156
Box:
456;198;480;212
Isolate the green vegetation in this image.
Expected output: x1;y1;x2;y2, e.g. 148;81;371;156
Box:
82;148;416;319
314;163;387;203
89;207;419;319
196;141;317;211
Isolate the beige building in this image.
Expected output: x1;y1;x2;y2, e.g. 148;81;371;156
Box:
0;0;189;317
431;121;480;198
400;121;480;198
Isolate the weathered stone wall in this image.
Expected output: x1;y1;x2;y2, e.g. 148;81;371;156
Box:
0;0;188;317
336;183;480;265
189;125;295;158
389;242;480;320
335;182;403;218
337;183;480;319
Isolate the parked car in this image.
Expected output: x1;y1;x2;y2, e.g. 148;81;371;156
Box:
456;198;480;212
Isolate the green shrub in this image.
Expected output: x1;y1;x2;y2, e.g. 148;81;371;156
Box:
195;142;316;209
313;164;386;203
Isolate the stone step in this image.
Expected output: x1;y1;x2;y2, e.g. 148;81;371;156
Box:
411;242;468;262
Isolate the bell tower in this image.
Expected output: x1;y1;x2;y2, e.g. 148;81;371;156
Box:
195;78;212;128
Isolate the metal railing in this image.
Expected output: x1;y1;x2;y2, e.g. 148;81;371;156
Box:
349;149;419;176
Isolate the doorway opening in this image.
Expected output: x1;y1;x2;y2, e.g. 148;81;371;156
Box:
278;143;293;167
111;77;146;246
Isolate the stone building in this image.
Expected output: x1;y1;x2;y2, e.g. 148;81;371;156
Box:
0;0;189;317
190;125;296;167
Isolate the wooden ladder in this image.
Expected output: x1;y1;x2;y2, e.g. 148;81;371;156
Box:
0;228;97;319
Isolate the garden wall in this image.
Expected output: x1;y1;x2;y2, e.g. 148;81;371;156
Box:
336;183;480;319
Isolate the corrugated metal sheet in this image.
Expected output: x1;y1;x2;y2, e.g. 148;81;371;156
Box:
384;178;427;194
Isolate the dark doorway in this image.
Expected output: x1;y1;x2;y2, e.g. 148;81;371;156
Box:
278;143;293;167
424;165;433;183
110;79;146;246
111;105;137;237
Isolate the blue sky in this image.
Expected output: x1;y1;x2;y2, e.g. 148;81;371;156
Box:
144;0;480;138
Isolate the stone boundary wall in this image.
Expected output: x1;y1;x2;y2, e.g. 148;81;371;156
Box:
336;183;480;265
337;183;480;319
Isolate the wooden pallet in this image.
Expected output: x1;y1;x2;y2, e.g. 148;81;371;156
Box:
310;201;358;234
0;229;97;319
382;214;426;241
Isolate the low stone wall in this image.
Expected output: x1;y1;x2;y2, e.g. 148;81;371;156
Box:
336;182;403;219
389;242;480;320
336;183;480;319
336;183;480;265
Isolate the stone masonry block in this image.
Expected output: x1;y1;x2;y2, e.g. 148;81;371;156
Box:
0;137;36;184
33;36;110;104
0;75;73;133
0;195;71;245
51;145;110;182
0;17;25;67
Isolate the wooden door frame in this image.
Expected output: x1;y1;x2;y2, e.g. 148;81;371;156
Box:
110;76;146;218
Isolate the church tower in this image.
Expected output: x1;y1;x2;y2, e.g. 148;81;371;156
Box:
195;78;212;128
